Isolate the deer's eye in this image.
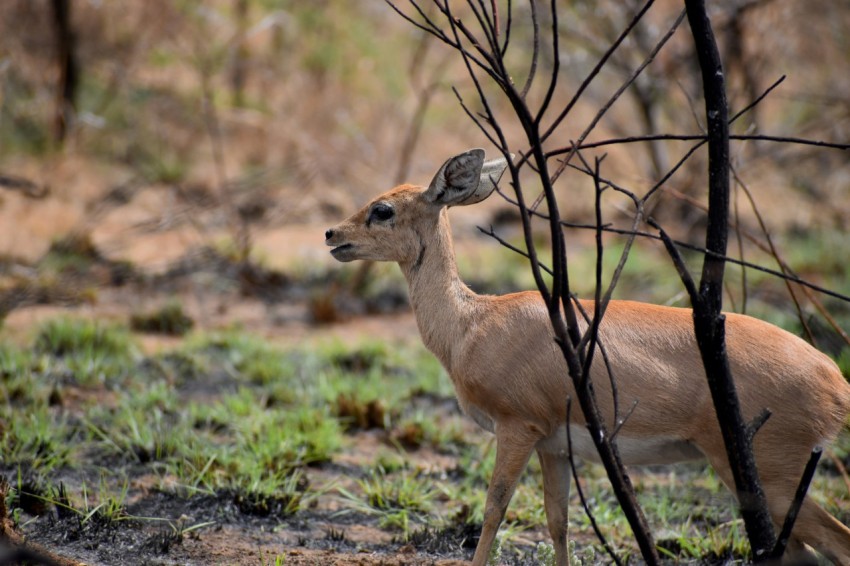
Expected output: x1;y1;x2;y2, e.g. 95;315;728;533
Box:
369;203;395;223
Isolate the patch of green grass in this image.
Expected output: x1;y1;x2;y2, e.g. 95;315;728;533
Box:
185;330;295;386
142;350;210;384
234;403;343;471
62;352;136;388
0;344;52;406
34;317;138;385
162;388;341;500
85;402;183;464
390;410;467;452
35;317;130;358
339;466;439;533
230;468;310;518
0;403;75;473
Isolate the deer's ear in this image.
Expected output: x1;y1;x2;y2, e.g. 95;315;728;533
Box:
424;149;511;207
424;149;485;206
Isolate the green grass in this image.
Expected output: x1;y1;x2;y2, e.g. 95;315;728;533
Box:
1;315;847;563
0;403;74;473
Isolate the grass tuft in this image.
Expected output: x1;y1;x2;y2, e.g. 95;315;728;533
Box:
34;317;136;361
229;470;309;518
130;300;195;336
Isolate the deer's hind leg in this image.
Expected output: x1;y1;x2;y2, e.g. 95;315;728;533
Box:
698;431;850;565
755;438;850;564
537;448;572;566
775;495;850;565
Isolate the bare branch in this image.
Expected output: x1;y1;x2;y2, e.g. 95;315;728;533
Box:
546;8;687;189
540;0;656;144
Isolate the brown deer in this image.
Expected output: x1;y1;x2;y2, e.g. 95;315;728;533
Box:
324;148;850;565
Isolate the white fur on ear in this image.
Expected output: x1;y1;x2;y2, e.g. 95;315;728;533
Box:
424;149;510;207
475;155;511;202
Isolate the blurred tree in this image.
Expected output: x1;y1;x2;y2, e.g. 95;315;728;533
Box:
50;0;77;144
231;0;249;107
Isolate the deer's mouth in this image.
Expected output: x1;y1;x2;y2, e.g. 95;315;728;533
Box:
329;243;355;261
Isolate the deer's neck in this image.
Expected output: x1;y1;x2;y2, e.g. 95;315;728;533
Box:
399;209;477;373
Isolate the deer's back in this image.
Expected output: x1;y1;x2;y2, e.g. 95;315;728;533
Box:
449;293;850;448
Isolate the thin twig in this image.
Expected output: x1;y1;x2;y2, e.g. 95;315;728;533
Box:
565;397;624;565
545;132;850;157
519;0;539;100
545;8;687;191
648;218;699;301
491;184;850;305
770;447;823;560
539;0;656;144
731;164;815;344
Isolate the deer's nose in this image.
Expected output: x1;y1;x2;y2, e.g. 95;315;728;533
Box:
325;228;334;241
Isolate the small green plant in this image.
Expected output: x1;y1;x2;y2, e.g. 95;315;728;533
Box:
230;469;309;518
83;475;132;526
338;466;438;534
487;531;503;566
536;541;556;566
40;232;101;273
86;405;182;464
259;549;287;566
33;317;138;387
568;539;597;566
234;403;342;470
358;467;435;515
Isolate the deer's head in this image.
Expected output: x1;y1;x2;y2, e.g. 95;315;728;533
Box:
325;149;510;264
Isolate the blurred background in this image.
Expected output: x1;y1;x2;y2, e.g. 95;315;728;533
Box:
0;0;848;350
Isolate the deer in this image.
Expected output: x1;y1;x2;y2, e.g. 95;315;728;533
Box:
324;148;850;565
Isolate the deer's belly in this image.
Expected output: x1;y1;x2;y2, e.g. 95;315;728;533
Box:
537;424;704;466
463;402;703;466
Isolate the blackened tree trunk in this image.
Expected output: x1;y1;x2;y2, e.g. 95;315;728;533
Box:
684;0;776;560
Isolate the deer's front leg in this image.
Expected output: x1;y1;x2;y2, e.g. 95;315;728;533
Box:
537;448;571;566
471;423;538;566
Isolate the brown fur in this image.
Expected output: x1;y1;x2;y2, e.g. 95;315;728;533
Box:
326;152;850;565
